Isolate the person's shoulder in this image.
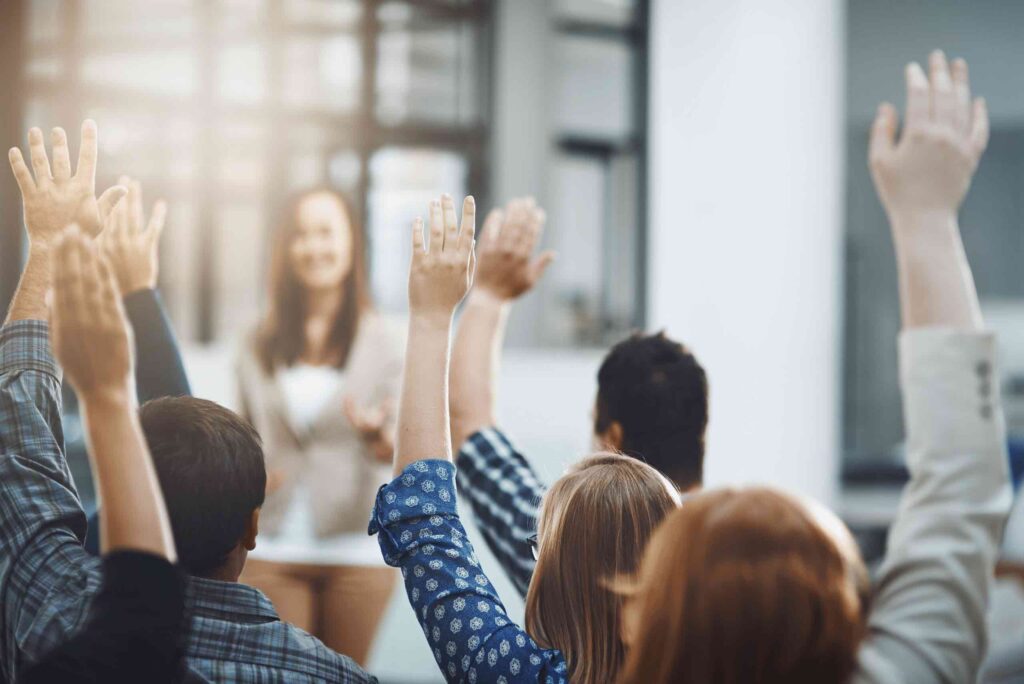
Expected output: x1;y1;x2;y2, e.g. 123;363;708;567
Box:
358;311;407;353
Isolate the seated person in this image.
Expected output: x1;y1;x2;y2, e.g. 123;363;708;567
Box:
19;227;186;684
369;195;679;683
449;199;708;595
372;51;1010;684
0;122;375;682
615;51;1010;684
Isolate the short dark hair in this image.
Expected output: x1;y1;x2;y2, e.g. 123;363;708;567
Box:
139;397;266;576
595;332;708;490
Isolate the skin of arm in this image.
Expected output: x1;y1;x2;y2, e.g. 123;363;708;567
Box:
449;198;554;450
6;122;125;323
50;227;176;561
393;193;476;475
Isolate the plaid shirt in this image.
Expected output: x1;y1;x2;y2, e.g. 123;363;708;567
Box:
0;320;375;683
455;429;547;598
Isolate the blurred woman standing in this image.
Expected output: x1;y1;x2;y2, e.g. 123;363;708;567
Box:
237;188;404;665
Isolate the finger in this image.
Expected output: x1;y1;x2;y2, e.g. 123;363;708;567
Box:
458;196;476;252
928;50;955;128
62;227;87;326
27;128;52;186
428;199;444;253
530;250;557;282
147;199;167;241
480;209;503;249
96;253;125;323
75;119;98;187
97;185;128;222
519;205;545;256
411;216;425;256
130;179;143;231
951;57;971;134
904;62;930;131
500;199;526;251
970;97;989;156
868;102;897;169
441;194;458;250
50;127;71;181
8;147;36;194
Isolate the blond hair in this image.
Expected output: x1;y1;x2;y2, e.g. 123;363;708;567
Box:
524;453;679;684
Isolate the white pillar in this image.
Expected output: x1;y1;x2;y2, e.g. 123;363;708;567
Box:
647;0;845;504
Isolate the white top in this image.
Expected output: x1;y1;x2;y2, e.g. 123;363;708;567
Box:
252;364;385;567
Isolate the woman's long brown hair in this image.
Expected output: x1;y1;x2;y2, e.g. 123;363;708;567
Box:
616;488;869;684
525;453;679;684
255;188;371;374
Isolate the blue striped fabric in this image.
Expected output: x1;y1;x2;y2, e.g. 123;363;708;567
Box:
455;429;547;597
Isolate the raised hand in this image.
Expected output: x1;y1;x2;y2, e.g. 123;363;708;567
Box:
50;225;134;401
474;197;555;302
869;51;989;222
8;121;126;246
344;396;396;463
408;194;477;319
100;176;168;293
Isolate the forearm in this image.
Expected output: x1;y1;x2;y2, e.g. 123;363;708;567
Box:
395;313;454;473
81;390;175;560
123;289;191;402
5;248;51;323
891;212;982;332
450;291;509;449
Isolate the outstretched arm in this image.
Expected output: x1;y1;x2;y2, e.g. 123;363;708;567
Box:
371;194;568;683
51;227;176;560
393;193;476;473
449;198;553;449
449;198;554;596
6;122;125;323
855;52;1011;684
100;176;191;401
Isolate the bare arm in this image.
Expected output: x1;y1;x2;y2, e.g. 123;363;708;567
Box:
51;227;175;560
5;122;125;323
450;199;553;449
393;194;476;475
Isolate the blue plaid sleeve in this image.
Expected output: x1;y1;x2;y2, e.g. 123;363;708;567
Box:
455;429;546;598
0;321;96;680
370;460;567;684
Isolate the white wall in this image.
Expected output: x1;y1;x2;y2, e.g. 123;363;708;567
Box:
647;0;845;504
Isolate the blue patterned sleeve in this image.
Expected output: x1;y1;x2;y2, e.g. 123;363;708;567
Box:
369;460;568;684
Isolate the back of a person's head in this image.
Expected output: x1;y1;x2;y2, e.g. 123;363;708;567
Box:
139;397;266;577
525;453;679;684
595;332;708;490
616;488;868;684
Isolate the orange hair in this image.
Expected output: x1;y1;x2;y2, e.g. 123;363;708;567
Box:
616;488;869;684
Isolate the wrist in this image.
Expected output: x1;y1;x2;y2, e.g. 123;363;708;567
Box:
77;382;135;411
409;309;454;331
468;288;512;310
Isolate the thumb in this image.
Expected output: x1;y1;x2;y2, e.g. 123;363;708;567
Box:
530;251;557;282
97;185;128;222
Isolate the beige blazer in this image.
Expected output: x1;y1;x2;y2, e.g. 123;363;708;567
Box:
237;312;406;538
853;330;1013;684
